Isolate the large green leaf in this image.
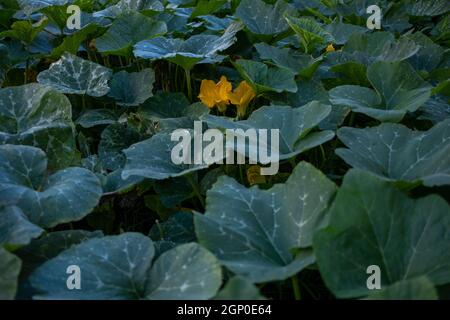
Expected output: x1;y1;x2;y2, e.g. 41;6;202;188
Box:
98;123;141;171
0;145;102;228
285;15;334;53
367;277;438;300
233;59;297;94
96;12;167;56
254;43;321;77
30;233;222;299
37;53;113;97
203;102;334;161
122;131;209;180
329;61;432;122
134;21;243;70
195;161;337;283
406;0;450;16
0;83;76;170
93;0;164;19
335;120;450;187
107;68;155;106
235;0;294;36
343;32;421;64
0;206;43;248
149;211;195;244
137;92;209;130
0;248;21;300
314;169;450;298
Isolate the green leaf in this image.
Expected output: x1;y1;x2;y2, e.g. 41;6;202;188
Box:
93;0;164;19
30;233;222;299
285;15;334;53
215;277;265;300
0;206;43;248
195;161;337;283
344;32;421;64
37;53;113;97
122;131;209;180
406;0;450;16
0;248;21;300
314;169;450;298
367;277;438;300
329;61;432;122
76;109;117;128
324;21;367;45
149;211;195;244
0;145;102;228
134;21;243;70
0;83;76;170
107;68;155;106
50;24;98;58
96;12;167;57
336;120;450;187
254;43;320;76
17;0;68;14
0;18;48;44
236;0;294;36
138;92;208;130
203;102;334;161
233;59;297;94
98;123;141;171
190;0;227;19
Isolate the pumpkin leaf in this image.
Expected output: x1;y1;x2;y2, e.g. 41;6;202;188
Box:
335;119;450;187
37;53;112;97
329;61;432;122
0;83;76;170
30;233;222;299
107;68;155;106
195;161;337;283
0;145;102;228
314;169;450;298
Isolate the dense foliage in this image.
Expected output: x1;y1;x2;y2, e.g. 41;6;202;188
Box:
0;0;449;300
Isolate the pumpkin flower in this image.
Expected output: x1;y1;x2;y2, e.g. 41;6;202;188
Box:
198;76;232;112
227;81;256;118
326;43;335;52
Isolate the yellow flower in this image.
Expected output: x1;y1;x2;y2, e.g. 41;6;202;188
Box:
326;44;335;52
198;76;232;111
247;165;266;185
216;76;232;112
228;81;256;118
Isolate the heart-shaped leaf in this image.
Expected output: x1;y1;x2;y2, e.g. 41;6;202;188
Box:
96;12;167;56
203;102;334;161
0;145;102;228
0;206;43;248
37;53;113;97
195;161;337;283
236;0;294;36
233;59;297;94
30;233;222;299
335;119;450;187
107;68;155;106
122;131;209;180
134;21;243;70
93;0;164;19
314;169;450;298
329;61;432;122
0;83;76;170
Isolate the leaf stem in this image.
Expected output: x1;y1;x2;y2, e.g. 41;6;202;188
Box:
291;275;301;300
186;174;205;208
185;68;193;101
